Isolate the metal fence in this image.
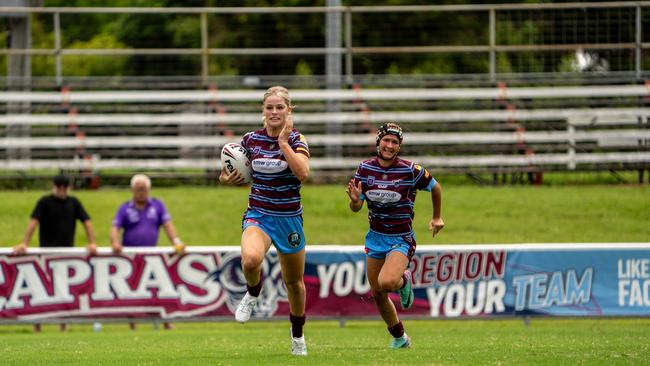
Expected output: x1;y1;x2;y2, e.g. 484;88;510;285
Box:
0;2;649;89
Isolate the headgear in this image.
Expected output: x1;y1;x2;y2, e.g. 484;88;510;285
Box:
375;122;403;146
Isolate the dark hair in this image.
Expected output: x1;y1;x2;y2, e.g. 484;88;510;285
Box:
53;174;70;187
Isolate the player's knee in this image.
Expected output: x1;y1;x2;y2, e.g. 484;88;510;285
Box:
240;255;263;272
283;278;305;294
378;276;401;292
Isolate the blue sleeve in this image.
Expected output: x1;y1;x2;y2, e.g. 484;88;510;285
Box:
423;178;437;192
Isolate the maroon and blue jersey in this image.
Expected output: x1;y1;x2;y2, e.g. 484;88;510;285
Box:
241;128;310;217
353;157;436;235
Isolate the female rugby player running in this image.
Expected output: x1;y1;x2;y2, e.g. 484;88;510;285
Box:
220;86;310;356
346;122;444;349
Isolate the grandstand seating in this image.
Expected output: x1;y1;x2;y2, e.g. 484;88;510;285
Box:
1;85;649;181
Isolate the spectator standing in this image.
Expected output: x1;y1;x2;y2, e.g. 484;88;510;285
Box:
13;174;97;332
110;173;184;330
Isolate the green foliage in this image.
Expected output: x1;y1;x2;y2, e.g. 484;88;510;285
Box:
23;1;583;77
295;59;314;76
0;319;649;365
62;35;128;76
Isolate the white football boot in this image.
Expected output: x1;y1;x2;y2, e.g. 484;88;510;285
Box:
290;328;308;356
235;292;258;323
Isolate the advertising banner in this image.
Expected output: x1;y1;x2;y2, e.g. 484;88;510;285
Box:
1;244;649;322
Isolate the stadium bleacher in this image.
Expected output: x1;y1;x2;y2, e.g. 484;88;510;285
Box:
1;85;649;183
1;3;649;184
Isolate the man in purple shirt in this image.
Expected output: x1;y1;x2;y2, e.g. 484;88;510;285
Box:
110;174;184;330
110;174;184;252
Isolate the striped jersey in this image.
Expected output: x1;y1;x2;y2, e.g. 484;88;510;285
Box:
241;128;310;216
353;157;437;235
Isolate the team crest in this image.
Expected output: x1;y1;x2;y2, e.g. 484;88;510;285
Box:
253;146;261;155
394;180;400;187
288;232;301;247
367;176;375;187
382;174;388;179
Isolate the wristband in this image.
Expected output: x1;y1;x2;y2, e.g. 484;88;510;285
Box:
173;237;182;245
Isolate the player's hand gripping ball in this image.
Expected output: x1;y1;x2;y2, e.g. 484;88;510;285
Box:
220;143;252;183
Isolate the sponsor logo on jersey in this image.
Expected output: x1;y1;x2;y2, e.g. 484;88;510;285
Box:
366;189;402;203
251;158;288;173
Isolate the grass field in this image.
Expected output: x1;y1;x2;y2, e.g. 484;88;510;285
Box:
1;184;649;365
1;184;648;246
1;319;649;365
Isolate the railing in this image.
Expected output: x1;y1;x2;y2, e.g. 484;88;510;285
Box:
1;2;649;88
1;85;649;179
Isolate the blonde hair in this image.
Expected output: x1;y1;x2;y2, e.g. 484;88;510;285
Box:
130;174;151;189
262;86;294;126
263;85;292;106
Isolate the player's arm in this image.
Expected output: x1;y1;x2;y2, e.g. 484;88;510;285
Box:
281;146;309;181
110;226;123;254
82;220;97;255
279;114;310;181
14;218;39;255
163;221;185;254
346;179;364;212
429;182;444;237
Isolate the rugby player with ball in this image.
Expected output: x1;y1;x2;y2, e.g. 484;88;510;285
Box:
219;86;310;356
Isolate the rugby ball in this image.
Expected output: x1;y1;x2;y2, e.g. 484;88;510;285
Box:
220;143;252;183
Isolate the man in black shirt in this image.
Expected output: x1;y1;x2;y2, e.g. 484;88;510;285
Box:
13;175;97;255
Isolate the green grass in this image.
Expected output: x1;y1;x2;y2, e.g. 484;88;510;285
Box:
1;184;648;247
1;184;649;364
1;319;649;365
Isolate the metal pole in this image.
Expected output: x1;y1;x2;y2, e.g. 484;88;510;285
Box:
201;12;208;86
635;5;641;80
54;12;62;86
326;0;342;158
489;8;496;82
345;8;352;86
326;1;342;89
6;4;32;160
